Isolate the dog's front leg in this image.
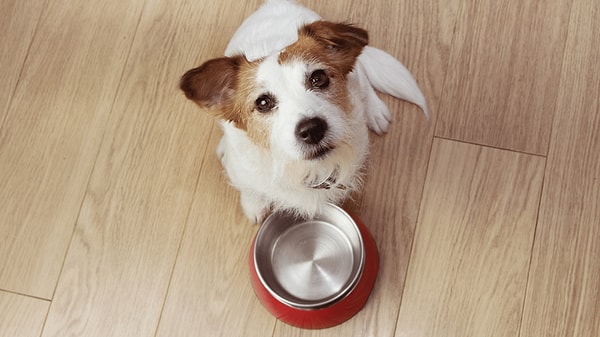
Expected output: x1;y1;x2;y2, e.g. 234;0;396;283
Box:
364;86;392;135
352;61;392;135
240;190;269;224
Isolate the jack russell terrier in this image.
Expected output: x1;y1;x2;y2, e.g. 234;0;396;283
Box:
180;0;428;223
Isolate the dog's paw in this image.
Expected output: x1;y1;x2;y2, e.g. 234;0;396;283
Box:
240;191;269;224
367;97;392;135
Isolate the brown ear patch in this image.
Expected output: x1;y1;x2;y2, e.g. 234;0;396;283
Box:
298;21;368;74
180;56;244;109
300;21;369;51
180;56;264;132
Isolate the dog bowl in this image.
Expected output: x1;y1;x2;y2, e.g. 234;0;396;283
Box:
250;204;379;329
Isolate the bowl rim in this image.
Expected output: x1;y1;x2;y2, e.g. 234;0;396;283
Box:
253;203;366;309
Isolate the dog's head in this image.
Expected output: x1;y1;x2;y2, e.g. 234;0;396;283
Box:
180;21;368;164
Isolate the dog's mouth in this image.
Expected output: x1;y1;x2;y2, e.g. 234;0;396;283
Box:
304;144;335;160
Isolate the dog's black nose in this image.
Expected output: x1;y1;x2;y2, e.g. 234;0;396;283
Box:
296;117;327;145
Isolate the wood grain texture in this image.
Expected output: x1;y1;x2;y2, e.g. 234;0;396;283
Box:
520;0;600;335
0;0;45;125
155;128;276;337
0;0;144;298
154;1;278;335
0;291;48;337
40;0;215;335
435;0;572;155
395;139;545;337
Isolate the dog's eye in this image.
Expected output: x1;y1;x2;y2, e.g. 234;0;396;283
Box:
308;70;329;89
255;94;276;113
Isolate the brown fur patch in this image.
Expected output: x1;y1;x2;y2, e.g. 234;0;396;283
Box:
290;21;368;74
278;21;369;115
221;60;259;129
230;61;272;148
180;56;256;128
180;56;272;149
180;56;243;109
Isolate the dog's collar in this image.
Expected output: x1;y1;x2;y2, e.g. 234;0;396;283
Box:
303;166;346;190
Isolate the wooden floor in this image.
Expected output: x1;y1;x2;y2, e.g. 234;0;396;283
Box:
1;0;598;336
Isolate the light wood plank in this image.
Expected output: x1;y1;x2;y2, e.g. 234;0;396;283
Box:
0;291;49;337
40;0;217;335
273;0;458;335
155;128;275;337
520;0;600;335
154;1;277;336
395;139;545;337
0;0;45;124
435;0;572;155
0;0;144;298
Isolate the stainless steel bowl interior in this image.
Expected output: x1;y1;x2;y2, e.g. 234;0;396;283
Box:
254;204;365;309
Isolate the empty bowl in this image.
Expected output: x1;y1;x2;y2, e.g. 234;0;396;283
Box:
249;204;379;329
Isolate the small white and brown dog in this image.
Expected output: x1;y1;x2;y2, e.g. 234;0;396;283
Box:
180;0;428;223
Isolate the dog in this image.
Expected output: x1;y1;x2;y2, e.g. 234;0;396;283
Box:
180;0;428;223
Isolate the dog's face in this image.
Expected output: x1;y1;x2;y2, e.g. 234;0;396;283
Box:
180;21;368;162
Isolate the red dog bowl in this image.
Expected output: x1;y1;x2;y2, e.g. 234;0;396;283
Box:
250;204;379;329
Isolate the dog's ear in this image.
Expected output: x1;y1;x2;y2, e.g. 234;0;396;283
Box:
300;21;368;74
180;56;242;109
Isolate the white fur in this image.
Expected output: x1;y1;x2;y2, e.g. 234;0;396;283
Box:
216;0;427;222
225;0;321;61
